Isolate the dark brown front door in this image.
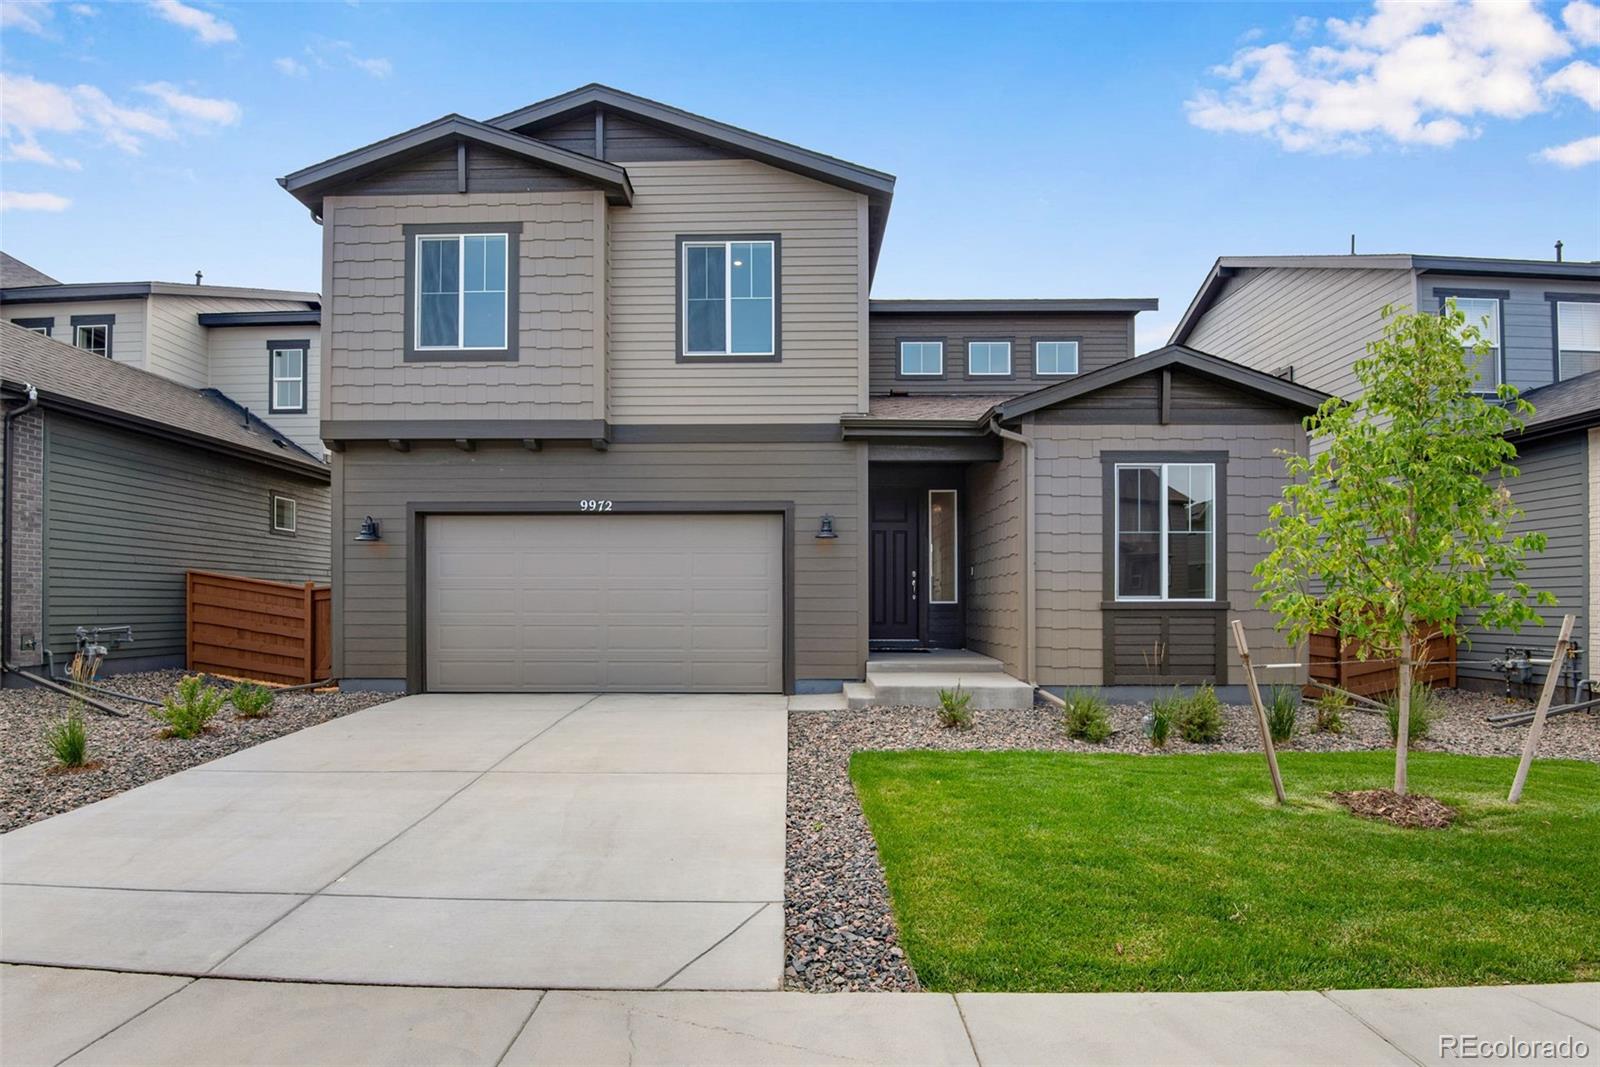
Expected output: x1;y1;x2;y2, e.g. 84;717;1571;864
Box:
870;488;918;642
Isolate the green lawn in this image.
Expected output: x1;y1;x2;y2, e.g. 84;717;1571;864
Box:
849;750;1599;992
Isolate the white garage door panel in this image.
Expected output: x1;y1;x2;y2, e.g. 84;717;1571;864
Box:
425;513;784;693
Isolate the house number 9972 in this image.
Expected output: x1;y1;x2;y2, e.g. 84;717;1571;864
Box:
579;499;614;512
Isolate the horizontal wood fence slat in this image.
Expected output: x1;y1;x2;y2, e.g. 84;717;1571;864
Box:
186;570;332;685
1307;626;1456;699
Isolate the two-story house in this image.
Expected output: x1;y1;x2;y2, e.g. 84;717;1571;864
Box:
282;84;1324;698
1170;254;1600;695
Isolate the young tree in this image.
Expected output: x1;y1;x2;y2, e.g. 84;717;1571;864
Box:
1255;301;1552;795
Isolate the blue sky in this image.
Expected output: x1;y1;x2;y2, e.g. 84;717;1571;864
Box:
3;0;1598;350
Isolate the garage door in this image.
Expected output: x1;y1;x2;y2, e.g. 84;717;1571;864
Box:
424;513;784;693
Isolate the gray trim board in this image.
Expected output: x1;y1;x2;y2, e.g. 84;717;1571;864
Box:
322;418;607;442
402;223;522;363
11;317;53;336
1;282;319;305
198;310;322;328
68;314;114;359
404;501;797;694
610;423;839;444
266;338;311;415
674;233;783;363
872;298;1158;314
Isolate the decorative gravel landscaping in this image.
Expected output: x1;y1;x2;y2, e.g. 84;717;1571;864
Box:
785;692;1600;992
0;671;395;832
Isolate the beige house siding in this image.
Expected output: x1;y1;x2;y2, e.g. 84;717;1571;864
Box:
964;437;1026;677
1183;266;1414;399
607;158;866;424
322;190;601;423
3;298;149;371
333;439;867;686
207;325;324;455
147;294;309;388
1029;418;1304;687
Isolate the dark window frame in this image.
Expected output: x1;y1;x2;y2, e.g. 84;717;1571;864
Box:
402;222;521;363
266;338;310;415
1032;336;1083;377
895;337;947;380
70;313;115;359
13;316;54;336
269;493;298;537
674;232;782;364
1434;288;1508;393
1545;291;1600;383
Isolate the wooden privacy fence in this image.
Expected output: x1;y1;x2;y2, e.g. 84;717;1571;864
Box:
187;570;332;685
1307;626;1456;699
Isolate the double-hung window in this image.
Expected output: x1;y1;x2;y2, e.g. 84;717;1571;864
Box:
968;340;1011;376
1035;340;1079;376
1555;299;1600;381
899;340;944;376
681;236;777;357
269;343;307;413
1114;462;1214;601
1445;295;1502;392
409;230;508;355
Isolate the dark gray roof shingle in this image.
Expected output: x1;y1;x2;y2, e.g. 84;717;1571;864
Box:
1518;371;1600;435
1;252;60;288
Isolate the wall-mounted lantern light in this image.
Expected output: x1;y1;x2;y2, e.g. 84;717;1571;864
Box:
816;514;838;540
354;515;381;542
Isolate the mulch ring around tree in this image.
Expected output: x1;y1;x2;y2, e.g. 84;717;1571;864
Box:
1331;788;1457;829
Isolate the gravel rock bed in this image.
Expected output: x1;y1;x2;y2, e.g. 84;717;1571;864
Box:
784;689;1599;992
1;671;395;832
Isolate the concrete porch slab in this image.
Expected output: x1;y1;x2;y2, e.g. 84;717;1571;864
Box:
0;964;189;1067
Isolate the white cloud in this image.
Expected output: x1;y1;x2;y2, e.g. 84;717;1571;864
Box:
1546;58;1600;106
349;54;392;78
147;0;236;44
299;36;394;79
69;4;97;15
274;56;308;77
1565;0;1600;45
1187;0;1594;157
1;191;72;212
1540;132;1600;164
1;1;52;34
137;82;242;125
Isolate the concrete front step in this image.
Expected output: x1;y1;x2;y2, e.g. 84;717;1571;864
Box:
866;650;1007;674
850;672;1035;711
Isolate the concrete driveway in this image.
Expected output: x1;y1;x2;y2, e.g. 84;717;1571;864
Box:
0;693;787;990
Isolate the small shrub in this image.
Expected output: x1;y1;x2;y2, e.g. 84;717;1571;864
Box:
1266;686;1299;743
1312;690;1348;734
229;682;275;719
155;675;223;739
1148;689;1178;748
1063;689;1111;743
1177;684;1224;744
936;686;973;730
45;710;89;768
1384;684;1436;746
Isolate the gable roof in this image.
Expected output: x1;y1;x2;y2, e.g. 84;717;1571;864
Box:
1515;370;1600;441
1;252;59;288
1171;253;1600;345
996;344;1329;422
488;84;896;278
0;322;327;479
279;113;634;217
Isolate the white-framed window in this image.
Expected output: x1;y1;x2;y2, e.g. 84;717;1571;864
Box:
271;495;297;534
1447;296;1502;392
1556;300;1600;381
74;323;109;358
415;233;508;351
1114;462;1214;601
14;318;52;336
928;489;958;604
682;238;776;356
270;346;306;413
968;340;1012;376
1035;340;1080;376
899;340;944;376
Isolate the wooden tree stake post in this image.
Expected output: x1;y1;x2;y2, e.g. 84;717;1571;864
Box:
1230;619;1286;805
1508;613;1575;804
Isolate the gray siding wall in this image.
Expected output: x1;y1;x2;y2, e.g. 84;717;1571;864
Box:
207;325;323;456
329;145;592;198
2;297;149;372
323;190;603;423
964;437;1025;676
147;293;308;389
1592;428;1599;664
1182;266;1414;398
43;412;331;666
868;312;1135;396
1458;431;1591;687
1423;273;1600;392
333;439;867;685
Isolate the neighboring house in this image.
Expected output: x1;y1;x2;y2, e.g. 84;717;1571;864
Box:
1171;254;1600;694
279;83;1319;696
1;322;331;681
0;254;325;457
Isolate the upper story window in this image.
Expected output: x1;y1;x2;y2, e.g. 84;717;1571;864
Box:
899;340;944;377
679;236;779;359
13;317;53;337
1114;462;1215;601
71;314;114;359
1442;294;1502;392
403;223;519;363
1035;340;1080;376
968;340;1012;376
269;342;308;414
1555;299;1600;381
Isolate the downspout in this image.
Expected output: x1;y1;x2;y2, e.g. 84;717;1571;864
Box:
988;416;1035;686
3;383;40;680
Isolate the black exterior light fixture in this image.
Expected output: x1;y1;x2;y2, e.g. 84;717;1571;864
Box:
816;514;838;540
354;515;382;542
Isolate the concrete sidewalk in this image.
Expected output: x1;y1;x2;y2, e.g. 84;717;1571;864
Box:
5;965;1595;1066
